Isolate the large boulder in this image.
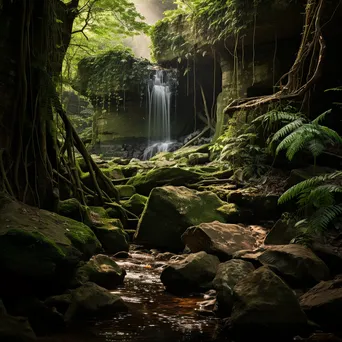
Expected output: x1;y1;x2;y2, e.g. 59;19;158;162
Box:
160;252;220;294
127;167;201;195
92;226;129;254
258;244;330;288
212;259;254;315
300;276;342;330
73;254;126;289
182;222;260;260
134;186;230;251
0;197;102;296
231;267;307;339
63;282;128;322
58;198;92;224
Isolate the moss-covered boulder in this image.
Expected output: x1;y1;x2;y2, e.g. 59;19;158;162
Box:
115;185;136;199
188;153;210;165
160;251;220;294
0;197;102;296
127;167;201;195
121;194;147;216
64;282;128;322
73;254;126;289
92;227;129;254
134;186;229;251
58;198;92;224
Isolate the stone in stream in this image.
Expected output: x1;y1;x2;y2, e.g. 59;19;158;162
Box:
59;282;128;322
0;300;36;341
230;266;308;340
299;275;342;330
72;254;126;289
91;226;129;254
212;259;255;316
160;251;220;294
0;196;102;296
258;244;330;288
134;186;233;252
181;221;263;261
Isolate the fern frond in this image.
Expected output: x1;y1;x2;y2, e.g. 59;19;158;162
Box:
278;176;326;204
320;126;342;145
312;109;332;124
276;130;303;155
307;139;325;157
271;119;305;143
308;204;342;232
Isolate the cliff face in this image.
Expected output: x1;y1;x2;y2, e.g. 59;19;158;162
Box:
150;1;305;138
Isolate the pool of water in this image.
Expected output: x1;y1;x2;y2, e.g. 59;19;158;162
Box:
39;250;229;342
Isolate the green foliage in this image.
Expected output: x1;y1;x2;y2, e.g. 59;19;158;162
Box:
62;0;149;86
210;123;269;179
150;0;293;61
76;46;150;98
279;171;342;234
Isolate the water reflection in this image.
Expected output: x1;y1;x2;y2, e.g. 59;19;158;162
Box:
39;249;228;342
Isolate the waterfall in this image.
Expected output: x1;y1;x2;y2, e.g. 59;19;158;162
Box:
143;69;175;159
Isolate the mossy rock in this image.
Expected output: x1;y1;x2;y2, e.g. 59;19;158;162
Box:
172;145;210;159
115;185;136;199
92;227;129;254
134;186;229;251
120;165;139;178
0;197;102;296
58;198;92;224
101;166;124;180
121;194;147;217
80;172;118;199
72;254;126;289
216;203;241;223
188;153;209;165
127;167;201;196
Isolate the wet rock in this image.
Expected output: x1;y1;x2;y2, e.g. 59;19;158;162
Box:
115;185;136;199
127;167;201;195
213;259;255;315
114;251;130;259
231;266;307;339
3;296;65;336
160;252;220;294
64;282;128;322
0;197;101;296
196;298;216;316
44;293;72;315
155;252;175;261
182;222;259;261
258;244;330;288
232;248;265;267
121;194;147;216
73;254;126;289
264;214;298;245
188;153;209;165
92;225;129;254
134;186;229;251
299;275;342;330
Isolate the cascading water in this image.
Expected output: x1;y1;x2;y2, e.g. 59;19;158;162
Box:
143;69;177;159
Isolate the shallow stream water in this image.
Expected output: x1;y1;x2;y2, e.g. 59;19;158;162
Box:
39;249;229;342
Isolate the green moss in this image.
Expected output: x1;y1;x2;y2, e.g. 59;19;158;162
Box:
58;198;91;223
122;194;147;216
115;185;136;199
89;206;109;219
135;186;229;251
127;167;201;195
92;227;129;254
65;221;102;258
101;165;124;180
216;203;241;223
0;229;66;277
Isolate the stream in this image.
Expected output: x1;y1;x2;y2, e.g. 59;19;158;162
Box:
40;247;229;342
